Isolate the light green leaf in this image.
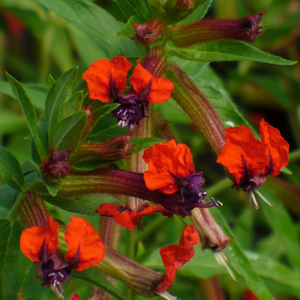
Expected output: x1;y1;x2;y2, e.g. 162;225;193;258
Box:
60;91;84;119
131;137;165;152
167;40;297;65
45;67;78;137
35;0;144;59
0;81;48;111
50;111;88;150
0;147;24;192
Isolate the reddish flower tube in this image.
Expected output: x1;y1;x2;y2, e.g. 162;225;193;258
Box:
156;224;200;292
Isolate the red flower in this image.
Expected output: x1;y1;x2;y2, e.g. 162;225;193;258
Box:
97;203;172;230
20;215;58;262
216;119;289;189
156;224;200;292
65;216;106;271
20;215;105;296
70;293;81;300
143;140;196;194
83;56;132;103
131;61;174;104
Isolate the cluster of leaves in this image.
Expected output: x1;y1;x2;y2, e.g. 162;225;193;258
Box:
0;0;300;300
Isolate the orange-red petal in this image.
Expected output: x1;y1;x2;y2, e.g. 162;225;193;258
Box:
216;126;267;184
97;204;172;230
143;140;195;194
156;225;199;292
83;57;132;102
130;63;174;104
20;216;59;262
260;119;289;176
243;291;259;300
64;216;106;271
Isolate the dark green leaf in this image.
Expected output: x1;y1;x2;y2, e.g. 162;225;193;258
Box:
6;73;37;137
210;207;275;300
0;220;11;298
167;40;297;65
2;222;32;300
60;91;84;119
50;111;88;150
116;16;145;40
43;193;118;215
0;146;24;192
71;268;126;300
35;0;144;59
0;185;19;210
115;0;139;19
260;186;300;273
0;81;48;111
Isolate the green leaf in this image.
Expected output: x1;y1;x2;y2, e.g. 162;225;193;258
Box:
2;222;32;300
0;220;11;298
0;146;24;192
35;0;144;59
50;111;88;150
71;268;127;300
43;193;118;215
148;0;166;16
210;207;276;300
0;185;19;210
116;15;145;40
0;110;25;135
0;81;48;111
259;186;300;273
45;67;78;138
6;73;37;137
167;40;297;65
131;137;164;153
60;91;84;119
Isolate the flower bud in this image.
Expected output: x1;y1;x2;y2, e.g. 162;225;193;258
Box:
169;12;264;47
133;19;164;46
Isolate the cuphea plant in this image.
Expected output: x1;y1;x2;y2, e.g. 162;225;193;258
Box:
0;1;299;300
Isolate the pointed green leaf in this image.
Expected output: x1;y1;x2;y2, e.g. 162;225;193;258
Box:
2;222;32;300
34;0;144;59
0;146;24;192
131;137;164;153
178;0;212;25
60;91;84;119
45;67;78;138
167;40;297;65
210;207;275;300
50;111;88;150
6;73;37;137
71;268;126;300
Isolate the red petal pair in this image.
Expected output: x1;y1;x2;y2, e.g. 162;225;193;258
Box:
20;215;105;271
83;56;174;104
97;203;172;230
156;224;200;292
216;119;289;184
143;140;195;194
